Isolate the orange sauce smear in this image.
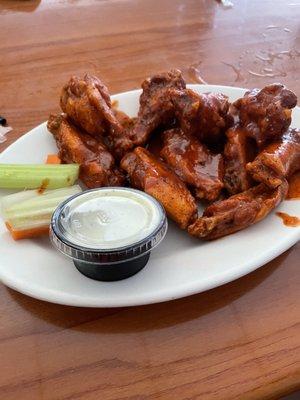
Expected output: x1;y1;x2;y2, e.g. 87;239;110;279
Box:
37;178;50;195
276;212;300;227
112;100;119;109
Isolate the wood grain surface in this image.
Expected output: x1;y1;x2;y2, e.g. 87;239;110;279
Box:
0;1;299;399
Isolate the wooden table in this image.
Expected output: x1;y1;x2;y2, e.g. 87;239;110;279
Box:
0;1;299;399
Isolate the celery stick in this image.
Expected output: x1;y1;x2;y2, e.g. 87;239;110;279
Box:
1;186;80;212
3;186;81;215
2;185;82;231
0;164;79;189
10;217;51;231
1;190;38;212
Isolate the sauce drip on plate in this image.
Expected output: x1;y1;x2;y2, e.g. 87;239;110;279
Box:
276;212;300;227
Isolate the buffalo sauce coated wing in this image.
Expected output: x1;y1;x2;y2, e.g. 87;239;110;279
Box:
107;108;137;159
120;147;197;229
60;74;119;136
223;125;257;195
129;69;186;146
232;83;297;147
170;88;231;148
60;74;134;158
188;181;288;240
128;69;230;149
247;128;300;188
160;128;224;201
47;114;125;188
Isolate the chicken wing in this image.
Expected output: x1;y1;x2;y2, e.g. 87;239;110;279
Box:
106;108;137;159
47;114;125;188
120;147;197;229
128;69;230;149
231;83;297;147
188;181;288;240
60;74;134;158
129;69;186;146
223;125;257;194
247;128;300;188
160;128;224;201
61;74;118;136
170;88;231;149
146;128;166;158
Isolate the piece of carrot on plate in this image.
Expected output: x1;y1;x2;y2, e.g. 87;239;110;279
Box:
46;154;61;164
5;222;49;241
1;185;82;240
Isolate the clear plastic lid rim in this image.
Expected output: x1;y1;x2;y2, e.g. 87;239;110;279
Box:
50;187;168;265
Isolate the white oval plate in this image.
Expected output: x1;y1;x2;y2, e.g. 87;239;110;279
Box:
0;85;299;307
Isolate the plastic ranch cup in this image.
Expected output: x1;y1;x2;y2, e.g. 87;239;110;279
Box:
50;188;167;281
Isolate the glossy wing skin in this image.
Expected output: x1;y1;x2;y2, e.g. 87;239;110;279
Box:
47;114;125;188
188;181;288;240
223;125;257;195
247;128;300;188
126;70;231;151
170;89;231;148
231;83;297;147
60;74;134;158
106;108;137;159
60;74;118;136
129;69;186;146
160;128;224;201
120;147;197;229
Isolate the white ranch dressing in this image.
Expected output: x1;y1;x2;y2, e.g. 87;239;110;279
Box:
60;188;162;250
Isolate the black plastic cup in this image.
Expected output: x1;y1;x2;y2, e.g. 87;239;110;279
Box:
72;253;150;281
50;188;167;281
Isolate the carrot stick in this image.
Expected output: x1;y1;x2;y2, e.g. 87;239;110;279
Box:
46;154;61;164
2;186;82;241
5;222;49;241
